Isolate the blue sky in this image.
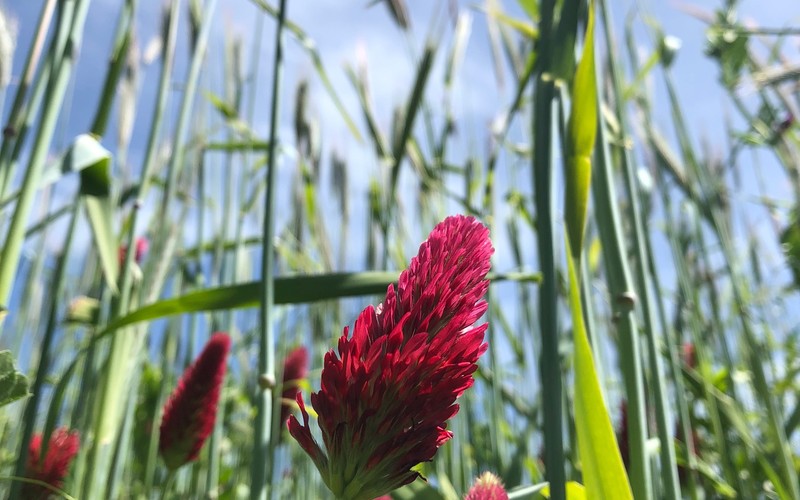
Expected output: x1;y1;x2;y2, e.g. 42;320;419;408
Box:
7;0;799;241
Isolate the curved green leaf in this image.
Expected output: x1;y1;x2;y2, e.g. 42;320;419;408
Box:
96;271;400;336
86;271;539;336
567;249;632;499
564;4;597;259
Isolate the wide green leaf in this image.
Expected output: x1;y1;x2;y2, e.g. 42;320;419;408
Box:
96;271;400;337
0;350;30;407
567;250;632;499
87;271;539;336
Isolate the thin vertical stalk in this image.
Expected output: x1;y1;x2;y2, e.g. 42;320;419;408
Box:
159;0;217;222
645;169;700;498
533;1;565;499
8;202;80;500
661;51;800;497
2;188;52;353
483;201;505;470
597;1;679;496
535;79;565;500
105;354;143;499
250;0;288;498
0;0;92;309
89;0;136;137
0;0;56;199
591;30;651;500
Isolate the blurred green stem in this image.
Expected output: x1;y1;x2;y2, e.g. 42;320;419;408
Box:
591;62;652;500
0;0;56;201
250;0;288;498
598;1;679;496
9;202;79;500
532;1;566;498
0;0;91;312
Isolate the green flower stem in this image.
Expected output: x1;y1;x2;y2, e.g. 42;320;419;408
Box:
532;2;566;498
250;0;288;498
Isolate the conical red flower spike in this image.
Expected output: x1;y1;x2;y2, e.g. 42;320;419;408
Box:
289;215;494;499
23;427;80;499
465;472;509;500
159;332;230;470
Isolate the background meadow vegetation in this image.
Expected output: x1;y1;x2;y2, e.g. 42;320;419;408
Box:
1;0;800;498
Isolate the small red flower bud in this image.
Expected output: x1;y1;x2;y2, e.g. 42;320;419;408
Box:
682;342;696;370
465;471;509;500
118;236;149;268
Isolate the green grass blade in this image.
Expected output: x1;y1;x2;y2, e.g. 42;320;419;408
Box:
567;249;633;499
561;6;631;496
564;0;596;259
388;43;436;204
0;0;92;308
64;271;535;341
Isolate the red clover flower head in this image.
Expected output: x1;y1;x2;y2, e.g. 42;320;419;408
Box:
159;332;230;470
23;427;80;499
288;215;494;499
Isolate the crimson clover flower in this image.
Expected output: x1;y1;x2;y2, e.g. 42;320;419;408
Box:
465;471;509;500
23;427;80;499
159;332;230;470
280;346;309;425
118;236;149;267
288;215;493;500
